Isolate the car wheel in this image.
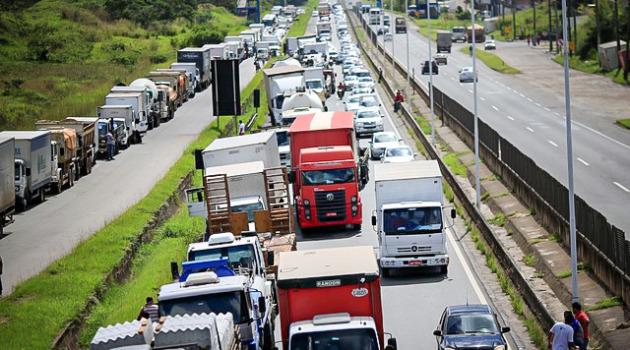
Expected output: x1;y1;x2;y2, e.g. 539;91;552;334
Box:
440;265;448;275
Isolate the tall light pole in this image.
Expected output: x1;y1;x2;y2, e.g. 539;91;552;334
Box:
472;0;481;208
405;0;411;98
427;0;435;146
391;0;395;76
560;0;579;302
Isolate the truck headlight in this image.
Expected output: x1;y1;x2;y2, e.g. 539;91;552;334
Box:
351;205;358;212
304;199;310;206
351;196;357;203
494;346;506;350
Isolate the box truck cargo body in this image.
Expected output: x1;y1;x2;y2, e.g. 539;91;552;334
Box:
177;47;211;90
0;137;15;233
201;131;280;170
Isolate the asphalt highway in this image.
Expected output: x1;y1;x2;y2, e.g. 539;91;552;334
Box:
0;59;256;295
367;11;630;237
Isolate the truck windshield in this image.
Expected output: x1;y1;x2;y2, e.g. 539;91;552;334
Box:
159;291;247;323
303;168;355;185
383;207;443;235
305;80;324;90
97;123;108;135
290;328;379;350
231;201;265;222
188;244;257;271
276;131;290;146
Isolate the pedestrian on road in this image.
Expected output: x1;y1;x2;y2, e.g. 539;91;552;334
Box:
393;90;404;112
537;34;541;46
568;311;585;349
137;296;160;323
0;255;3;297
106;131;115;161
378;67;383;83
573;302;590;350
548;311;576;350
238;120;246;135
527;35;531;47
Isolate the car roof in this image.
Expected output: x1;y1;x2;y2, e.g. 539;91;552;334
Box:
446;304;493;315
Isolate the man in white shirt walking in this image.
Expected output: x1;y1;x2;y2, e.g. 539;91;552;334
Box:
548;311;577;350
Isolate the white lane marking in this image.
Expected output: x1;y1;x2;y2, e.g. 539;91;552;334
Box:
614;182;630;193
507;115;515;121
480;96;486;101
451;77;456;81
446;224;488;304
491;105;499;111
520;93;525;97
526;127;535;133
468;89;473;94
577;158;590;166
513;90;520;94
535;102;542;107
544;107;551;112
548;140;559;148
527;97;533;102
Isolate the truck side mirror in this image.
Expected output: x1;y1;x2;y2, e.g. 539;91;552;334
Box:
501;326;511;333
371;215;376;226
194;149;204;170
451;209;456;219
25;168;31;177
287;171;295;183
387;338;397;349
433;330;442;336
170;261;180;280
258;296;266;314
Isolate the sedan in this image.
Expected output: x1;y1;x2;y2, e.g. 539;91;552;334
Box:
434;53;448;65
382;145;415;163
355;107;384;136
358;76;375;91
484;39;496;50
459;67;478;83
433;304;510;350
370;132;401;160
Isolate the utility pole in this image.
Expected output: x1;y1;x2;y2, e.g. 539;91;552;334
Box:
391;0;395;76
572;0;577;54
533;0;537;40
512;0;517;41
548;0;553;51
595;0;600;62
427;0;435;146
405;0;411;99
613;0;621;53
560;0;579;304
472;0;481;208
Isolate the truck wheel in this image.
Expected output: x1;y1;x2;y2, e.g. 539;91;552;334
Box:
56;179;63;194
38;189;45;203
69;169;75;187
440;265;448;275
380;267;390;278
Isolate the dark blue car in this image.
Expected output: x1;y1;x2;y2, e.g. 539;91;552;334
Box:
433;305;511;350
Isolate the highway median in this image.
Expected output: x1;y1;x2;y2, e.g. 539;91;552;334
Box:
459;47;521;74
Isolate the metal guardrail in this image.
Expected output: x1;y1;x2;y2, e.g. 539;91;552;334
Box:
345;6;557;334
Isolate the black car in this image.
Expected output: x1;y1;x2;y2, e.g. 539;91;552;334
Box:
422;60;439;75
433;305;510;350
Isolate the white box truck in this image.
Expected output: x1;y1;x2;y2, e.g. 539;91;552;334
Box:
371;160;455;276
105;91;150;133
201;131;280;170
0;131;52;209
97;105;136;146
0;136;15;233
202;43;228;60
263;66;305;125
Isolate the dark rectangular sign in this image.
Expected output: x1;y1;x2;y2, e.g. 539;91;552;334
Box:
211;59;241;116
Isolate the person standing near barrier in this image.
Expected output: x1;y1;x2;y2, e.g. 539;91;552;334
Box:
394;90;404;112
573;302;590;350
239;120;246;135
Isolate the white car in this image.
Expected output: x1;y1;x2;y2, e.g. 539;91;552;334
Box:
358;76;375;91
349;68;371;79
382;144;415;163
343;75;360;90
359;95;380;109
355;107;384;136
350;87;373;96
370;131;401;160
459;67;478;83
344;93;372;111
312;10;319;17
484;39;496;50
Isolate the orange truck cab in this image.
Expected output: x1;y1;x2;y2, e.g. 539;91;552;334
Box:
289;112;367;230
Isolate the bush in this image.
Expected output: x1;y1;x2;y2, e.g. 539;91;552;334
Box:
456;10;471;21
149;53;168;64
27;22;93;63
184;25;226;47
105;39;141;66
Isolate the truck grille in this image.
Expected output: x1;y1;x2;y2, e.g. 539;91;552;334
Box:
397;246;432;254
315;190;346;222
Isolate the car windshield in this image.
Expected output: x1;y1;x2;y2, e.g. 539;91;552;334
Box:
231;201;264;222
159;291;247;323
113;120;124;128
361;97;378;107
348;96;361;104
386;147;412;157
302;168;355;185
383;207;443;234
358;111;380;119
453;27;464;33
290;328;379;350
355;71;370;78
97;123;108;135
446;313;499;335
374;133;397;143
306;80;323;89
188;244;257;271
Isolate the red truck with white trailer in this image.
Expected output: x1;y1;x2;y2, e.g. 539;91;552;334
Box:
288;111;367;230
277;246;396;350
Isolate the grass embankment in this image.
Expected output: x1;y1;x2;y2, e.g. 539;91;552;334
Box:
489;3;554;41
0;54;270;349
413;16;469;41
552;55;630;86
617;119;630;129
0;1;246;131
459;47;521;74
286;0;318;37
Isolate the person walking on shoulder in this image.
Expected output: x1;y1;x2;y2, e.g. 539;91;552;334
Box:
548;311;576;350
573;302;590;350
137;296;160;323
106;131;115;161
393;90;404;112
238;120;246;135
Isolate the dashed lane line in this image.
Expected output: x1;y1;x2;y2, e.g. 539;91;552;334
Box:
548;140;559;148
577;158;590;166
614;182;630;193
526;127;535;133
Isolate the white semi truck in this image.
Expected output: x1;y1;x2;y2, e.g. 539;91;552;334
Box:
0;137;15;234
372;160;455;276
263;66;305;126
201;131;280;170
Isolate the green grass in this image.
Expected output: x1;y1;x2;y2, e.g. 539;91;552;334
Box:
78;208;205;345
443;182;455;203
556;270;572;279
415;115;433;135
413;15;470;41
617;119;630;129
443;152;467;176
287;0;318;37
0;2;247;131
489;2;554;41
553;54;630;86
585;297;623;312
459;47;521;74
0;61;267;349
489;213;507;227
523;254;537;267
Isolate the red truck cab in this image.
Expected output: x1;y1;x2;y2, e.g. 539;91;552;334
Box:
277;246;396;350
288;112;365;229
